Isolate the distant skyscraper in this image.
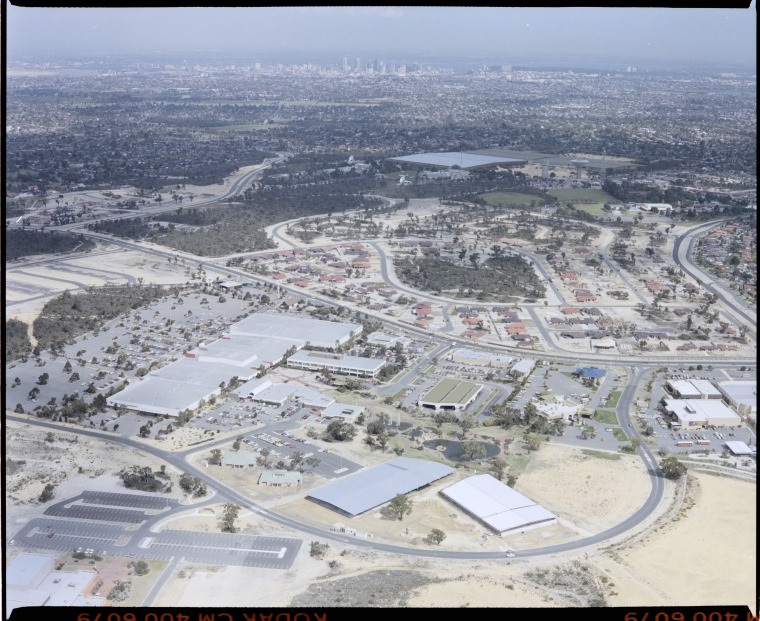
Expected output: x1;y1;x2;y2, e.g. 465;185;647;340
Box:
355;57;361;72
342;57;349;72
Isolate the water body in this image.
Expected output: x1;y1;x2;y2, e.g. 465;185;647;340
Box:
422;439;500;461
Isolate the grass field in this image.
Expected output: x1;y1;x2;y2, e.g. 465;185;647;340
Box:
611;428;629;442
593;409;619;425
547;188;618;216
606;389;623;408
581;449;621;461
479;192;549;209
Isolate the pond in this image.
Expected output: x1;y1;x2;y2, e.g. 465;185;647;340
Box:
422;439;501;461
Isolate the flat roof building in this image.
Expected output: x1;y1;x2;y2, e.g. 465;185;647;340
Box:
366;331;413;350
320;402;365;423
231;313;361;349
250;383;336;409
667;379;723;399
510;358;536;378
717;381;757;418
451;348;513;368
663;399;742;429
287;349;386;378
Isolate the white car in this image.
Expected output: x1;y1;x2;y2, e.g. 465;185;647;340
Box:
505;551;515;558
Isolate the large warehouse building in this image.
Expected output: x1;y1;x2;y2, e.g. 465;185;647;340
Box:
717;381;757;418
108;314;363;416
440;474;557;536
306;457;455;517
663;399;743;429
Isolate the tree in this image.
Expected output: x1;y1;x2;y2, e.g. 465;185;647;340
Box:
387;493;413;521
37;372;49;385
660;455;687;480
38;483;56;502
232;436;243;451
63;360;72;373
209;448;223;465
14;403;25;414
460;439;487;461
325;420;356;442
221;503;240;533
132;560;150;576
138;424;151;438
524;434;543;451
457;413;475;437
490;458;507;481
309;541;329;559
426;528;447;545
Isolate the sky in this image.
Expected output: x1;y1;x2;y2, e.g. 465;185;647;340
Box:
5;5;757;70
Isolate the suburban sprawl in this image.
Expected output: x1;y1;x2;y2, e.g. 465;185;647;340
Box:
4;53;757;612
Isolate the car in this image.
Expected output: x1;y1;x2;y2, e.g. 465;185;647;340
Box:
505;551;515;558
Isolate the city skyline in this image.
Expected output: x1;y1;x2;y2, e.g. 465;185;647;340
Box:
5;5;757;71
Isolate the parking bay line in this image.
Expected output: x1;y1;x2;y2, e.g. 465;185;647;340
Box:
148;541;289;558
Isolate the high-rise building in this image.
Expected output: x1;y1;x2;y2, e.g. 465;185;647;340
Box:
355;57;361;73
342;57;349;72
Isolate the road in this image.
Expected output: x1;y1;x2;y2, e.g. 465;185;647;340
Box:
672;220;756;333
5;187;755;569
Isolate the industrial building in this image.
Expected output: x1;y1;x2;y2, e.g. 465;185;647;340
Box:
238;381;335;409
108;313;363;417
725;440;756;456
306;457;455;517
287;349;386;378
509;358;536;378
388;151;524;170
451;348;513;368
418;378;483;412
230;313;361;349
666;379;723;399
662;399;743;429
440;474;557;536
717;381;757;418
320;402;365;423
6;552;103;614
365;331;412;350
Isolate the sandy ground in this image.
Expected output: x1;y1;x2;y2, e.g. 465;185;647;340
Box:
5;418;756;608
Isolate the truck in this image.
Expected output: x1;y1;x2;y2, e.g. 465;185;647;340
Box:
676;441;694;447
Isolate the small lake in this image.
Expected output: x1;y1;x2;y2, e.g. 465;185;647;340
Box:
422;439;501;461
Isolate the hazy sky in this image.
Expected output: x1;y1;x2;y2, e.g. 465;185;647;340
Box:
5;5;757;70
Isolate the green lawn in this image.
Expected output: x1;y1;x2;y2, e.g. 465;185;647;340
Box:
606;390;623;408
581;449;621;461
479;192;548;209
547;188;618;204
593;409;619;425
611;428;629;442
547;188;619;216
